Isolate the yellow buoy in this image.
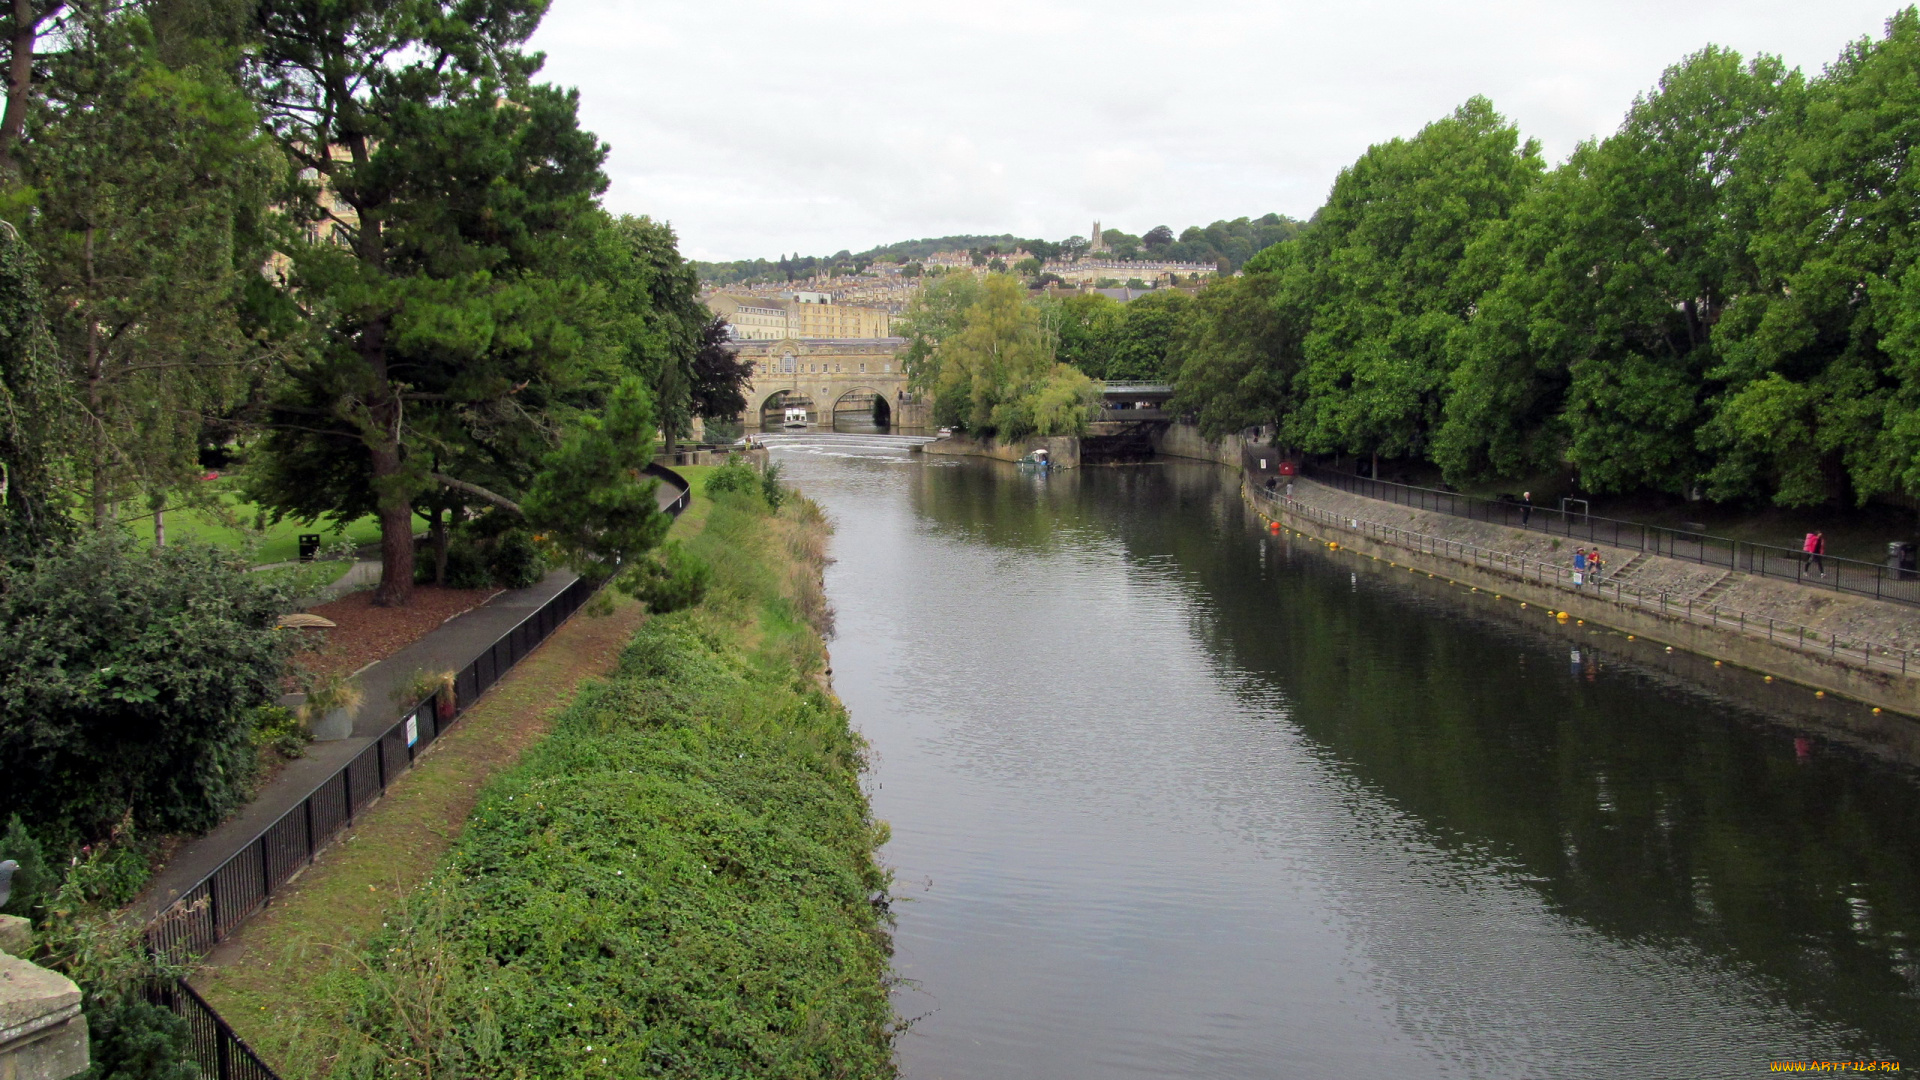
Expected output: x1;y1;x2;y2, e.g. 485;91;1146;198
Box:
1764;675;1774;683
1627;635;1635;641
1556;611;1569;622
1520;603;1528;609
1713;660;1722;667
1816;690;1825;698
1665;646;1674;653
1577;620;1584;626
1874;707;1883;714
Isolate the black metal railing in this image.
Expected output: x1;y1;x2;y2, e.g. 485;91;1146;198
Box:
1301;464;1920;607
147;979;280;1080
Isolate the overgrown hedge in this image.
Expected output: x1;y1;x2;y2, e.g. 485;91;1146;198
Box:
330;491;895;1078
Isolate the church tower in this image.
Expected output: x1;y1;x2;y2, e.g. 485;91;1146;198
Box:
1090;220;1105;254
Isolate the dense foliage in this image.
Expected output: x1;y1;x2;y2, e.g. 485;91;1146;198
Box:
327;489;895;1078
903;274;1099;439
0;535;288;849
1174;12;1920;513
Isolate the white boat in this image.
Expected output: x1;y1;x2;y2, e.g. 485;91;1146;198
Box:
782;407;809;428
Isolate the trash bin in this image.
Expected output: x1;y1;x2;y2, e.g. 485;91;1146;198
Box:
1888;541;1917;580
298;533;322;562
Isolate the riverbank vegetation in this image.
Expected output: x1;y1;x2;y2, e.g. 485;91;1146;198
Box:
293;477;894;1078
0;0;757;1071
1167;10;1920;516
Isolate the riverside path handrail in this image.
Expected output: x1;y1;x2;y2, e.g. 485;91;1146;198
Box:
142;463;692;1080
1299;463;1920;608
1253;483;1919;680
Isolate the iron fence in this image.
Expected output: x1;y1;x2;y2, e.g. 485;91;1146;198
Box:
1299;464;1920;607
146;979;280;1080
1253;484;1918;679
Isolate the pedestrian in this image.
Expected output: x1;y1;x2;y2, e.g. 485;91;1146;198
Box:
1520;491;1533;526
1590;548;1604;583
1572;547;1588;586
1285;481;1294;500
1803;530;1826;577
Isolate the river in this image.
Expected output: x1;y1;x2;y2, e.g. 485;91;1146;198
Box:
772;434;1920;1079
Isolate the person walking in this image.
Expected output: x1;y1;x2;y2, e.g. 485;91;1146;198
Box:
1520;491;1533;526
1803;530;1826;577
1589;548;1605;583
1572;547;1588;586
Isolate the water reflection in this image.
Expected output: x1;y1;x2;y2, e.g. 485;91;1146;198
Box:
777;444;1920;1077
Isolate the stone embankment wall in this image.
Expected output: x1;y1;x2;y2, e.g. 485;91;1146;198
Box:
921;433;1081;468
1153;422;1262;468
1259;478;1920;717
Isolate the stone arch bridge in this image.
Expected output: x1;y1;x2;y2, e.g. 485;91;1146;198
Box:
731;337;928;430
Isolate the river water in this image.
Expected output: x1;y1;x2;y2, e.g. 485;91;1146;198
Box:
772;435;1920;1079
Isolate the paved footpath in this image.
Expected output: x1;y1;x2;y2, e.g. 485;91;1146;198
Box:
132;569;576;924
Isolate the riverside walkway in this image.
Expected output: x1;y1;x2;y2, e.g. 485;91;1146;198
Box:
1256;478;1920;711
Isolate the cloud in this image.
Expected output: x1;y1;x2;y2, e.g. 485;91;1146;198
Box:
529;0;1901;260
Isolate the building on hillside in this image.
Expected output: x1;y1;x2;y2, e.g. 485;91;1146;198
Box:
704;293;893;340
1045;258;1216;286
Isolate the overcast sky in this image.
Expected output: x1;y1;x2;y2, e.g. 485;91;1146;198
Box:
527;1;1903;262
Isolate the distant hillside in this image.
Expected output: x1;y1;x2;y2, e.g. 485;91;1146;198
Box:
695;216;1301;286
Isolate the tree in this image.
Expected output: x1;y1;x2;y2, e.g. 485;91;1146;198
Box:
1707;10;1920;508
1143;225;1174;252
1286;96;1542;465
1437;48;1799;491
0;0;67;176
595;215;706;453
1169;245;1307;439
246;0;615;605
522;377;670;580
899;271;984;399
918;274;1096;438
0;223;71;557
25;7;279;533
690;314;752;422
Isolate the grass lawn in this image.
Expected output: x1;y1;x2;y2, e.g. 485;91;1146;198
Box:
250;559;355;600
125;482;429;566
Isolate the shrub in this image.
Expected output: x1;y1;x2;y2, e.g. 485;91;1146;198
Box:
486;528;545;589
250;704;308;760
703;456;761;500
760;459;787;509
620;539;711;613
0;535;290;849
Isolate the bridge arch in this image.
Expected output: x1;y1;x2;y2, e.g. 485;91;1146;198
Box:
757;388;814;428
830;385;895;429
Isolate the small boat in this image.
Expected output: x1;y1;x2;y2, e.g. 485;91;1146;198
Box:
782;407;809;429
1018;448;1053;473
